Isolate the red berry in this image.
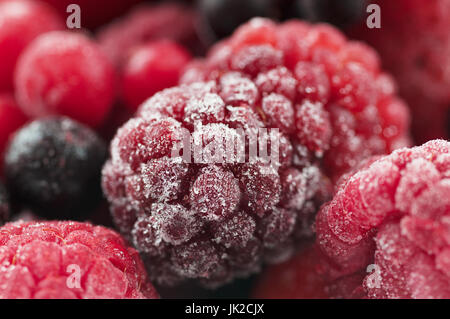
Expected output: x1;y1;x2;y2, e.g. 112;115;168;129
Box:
15;31;116;128
103;18;410;287
316;140;450;299
351;0;450;143
0;0;63;92
122;40;192;111
0;221;159;299
98;3;201;66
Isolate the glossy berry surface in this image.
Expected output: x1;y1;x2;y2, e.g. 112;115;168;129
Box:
316;140;450;299
0;221;159;299
351;0;450;143
103;19;410;288
122;40;192;111
0;182;9;226
98;3;201;67
5;117;107;220
15;31;116;128
0;94;28;162
0;0;63;91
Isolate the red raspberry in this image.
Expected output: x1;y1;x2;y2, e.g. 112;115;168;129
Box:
0;221;159;299
97;3;201;67
351;0;450;143
122;40;192;111
102;19;410;287
14;31;116;128
0;0;63;91
0;94;28;166
316;140;450;299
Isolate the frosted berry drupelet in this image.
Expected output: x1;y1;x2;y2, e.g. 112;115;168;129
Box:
102;18;411;288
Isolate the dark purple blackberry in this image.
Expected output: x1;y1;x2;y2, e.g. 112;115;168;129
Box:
289;0;367;27
0;182;9;225
4;117;107;220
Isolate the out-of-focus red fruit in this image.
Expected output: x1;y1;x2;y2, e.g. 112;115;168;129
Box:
122;40;192;111
0;0;63;91
253;246;329;299
98;3;202;67
350;0;450;143
14;31;116;128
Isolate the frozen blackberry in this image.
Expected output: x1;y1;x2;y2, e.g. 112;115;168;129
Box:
5;117;107;220
103;19;410;288
0;182;9;226
316;140;450;299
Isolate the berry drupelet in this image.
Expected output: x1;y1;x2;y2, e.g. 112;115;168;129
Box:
0;221;159;299
316;140;450;299
4;117;107;220
102;18;411;288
